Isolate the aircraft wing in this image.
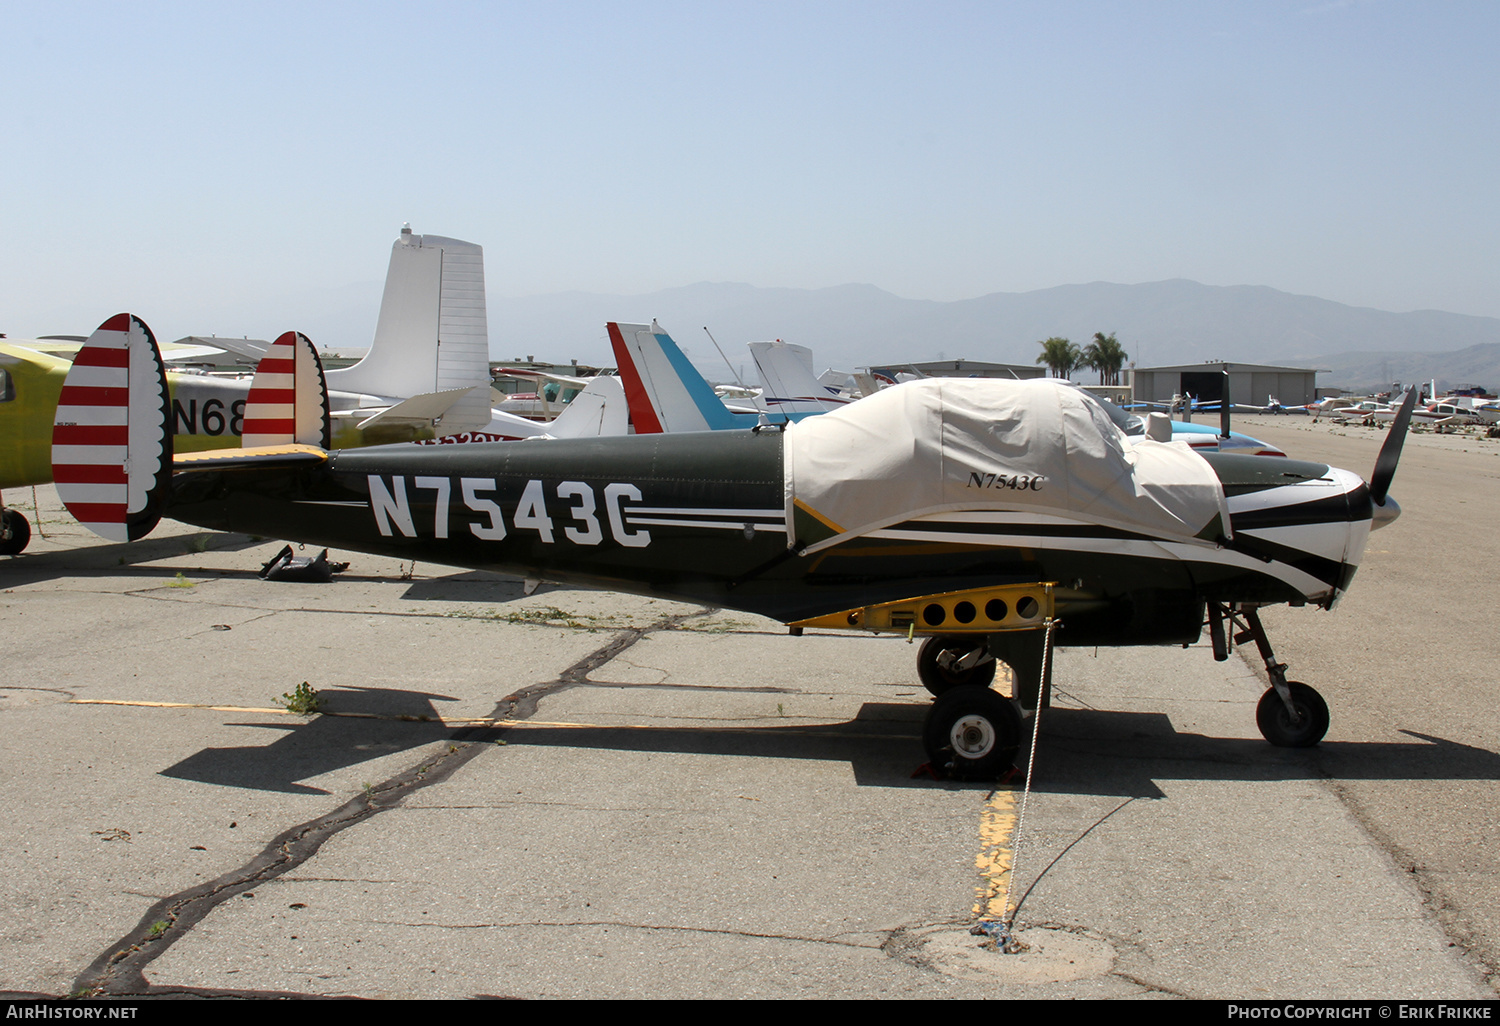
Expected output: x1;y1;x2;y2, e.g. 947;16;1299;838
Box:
495;369;598;389
160;343;240;362
168;335;273;362
187;336;273;360
2;338;87;360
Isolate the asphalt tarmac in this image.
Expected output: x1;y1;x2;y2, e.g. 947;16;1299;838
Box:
0;419;1495;999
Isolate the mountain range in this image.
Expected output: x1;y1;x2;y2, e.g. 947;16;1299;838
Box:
228;276;1500;393
487;279;1500;391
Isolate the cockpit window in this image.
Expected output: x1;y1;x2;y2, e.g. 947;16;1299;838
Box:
0;368;13;402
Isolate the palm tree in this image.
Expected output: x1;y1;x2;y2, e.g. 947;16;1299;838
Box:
1081;332;1127;386
1035;337;1081;380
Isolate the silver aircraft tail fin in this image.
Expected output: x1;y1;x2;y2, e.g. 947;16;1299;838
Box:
326;227;491;433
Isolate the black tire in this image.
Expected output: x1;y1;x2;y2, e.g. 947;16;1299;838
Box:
1255;681;1329;748
922;685;1022;779
0;509;30;556
916;636;997;697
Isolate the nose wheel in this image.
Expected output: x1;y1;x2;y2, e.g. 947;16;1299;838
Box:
1209;604;1331;747
1255;681;1329;748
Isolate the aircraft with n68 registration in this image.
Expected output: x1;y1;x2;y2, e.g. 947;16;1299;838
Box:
0;341;75;552
0;228;628;554
50;313;1416;777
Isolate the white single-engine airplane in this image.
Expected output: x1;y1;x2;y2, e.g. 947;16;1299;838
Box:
47;313;1415;776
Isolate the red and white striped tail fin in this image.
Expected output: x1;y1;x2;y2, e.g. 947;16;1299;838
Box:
50;313;172;542
241;332;330;449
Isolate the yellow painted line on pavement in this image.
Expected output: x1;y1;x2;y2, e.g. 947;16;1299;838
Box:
69;699;919;737
972;788;1019;920
71;699;289;714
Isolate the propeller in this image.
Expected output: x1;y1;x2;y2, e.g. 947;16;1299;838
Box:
1370;385;1419;507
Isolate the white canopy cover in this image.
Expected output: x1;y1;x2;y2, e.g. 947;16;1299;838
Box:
783;378;1232;555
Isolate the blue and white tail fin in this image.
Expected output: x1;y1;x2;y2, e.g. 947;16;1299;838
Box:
325;227;491;433
242;332;331;448
50;314;172;542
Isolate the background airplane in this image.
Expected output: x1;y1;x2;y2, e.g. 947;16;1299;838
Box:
608;321;848;432
1;229;630;554
0;341;71;552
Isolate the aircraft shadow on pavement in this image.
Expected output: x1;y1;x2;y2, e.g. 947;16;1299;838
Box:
158;686;462;795
472;703;1500;796
155;695;1500;797
0;530;268;586
1032;708;1500;797
398;569;535;603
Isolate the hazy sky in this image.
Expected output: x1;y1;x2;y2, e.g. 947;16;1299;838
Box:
3;1;1496;348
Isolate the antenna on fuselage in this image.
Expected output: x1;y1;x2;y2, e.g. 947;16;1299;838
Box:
703;326;746;389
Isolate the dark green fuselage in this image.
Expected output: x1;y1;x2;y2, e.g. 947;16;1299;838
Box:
168;431;1359;648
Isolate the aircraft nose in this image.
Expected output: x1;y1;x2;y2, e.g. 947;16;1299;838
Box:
1371;494;1401;530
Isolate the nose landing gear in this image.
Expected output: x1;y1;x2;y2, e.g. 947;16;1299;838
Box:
1208;603;1330;747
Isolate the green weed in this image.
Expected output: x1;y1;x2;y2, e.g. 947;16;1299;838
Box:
276;681;323;715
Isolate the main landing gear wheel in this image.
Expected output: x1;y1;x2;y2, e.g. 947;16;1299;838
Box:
1255;681;1329;748
916;636;996;697
922;685;1022;779
0;509;30;556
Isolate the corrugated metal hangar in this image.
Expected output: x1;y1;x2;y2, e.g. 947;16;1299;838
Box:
1131;362;1320;407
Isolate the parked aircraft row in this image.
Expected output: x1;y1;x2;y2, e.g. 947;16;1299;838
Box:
1315;388;1499;430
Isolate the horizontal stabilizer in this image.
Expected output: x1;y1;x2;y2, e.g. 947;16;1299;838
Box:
174;443;329;469
349;385;486;432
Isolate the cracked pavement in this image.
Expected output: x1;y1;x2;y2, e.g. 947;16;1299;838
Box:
1;477;1494;999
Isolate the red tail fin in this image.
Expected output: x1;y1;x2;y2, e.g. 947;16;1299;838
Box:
50;314;172;541
242;331;331;448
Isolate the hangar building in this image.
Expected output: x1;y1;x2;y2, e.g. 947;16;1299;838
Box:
1131;362;1320;407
